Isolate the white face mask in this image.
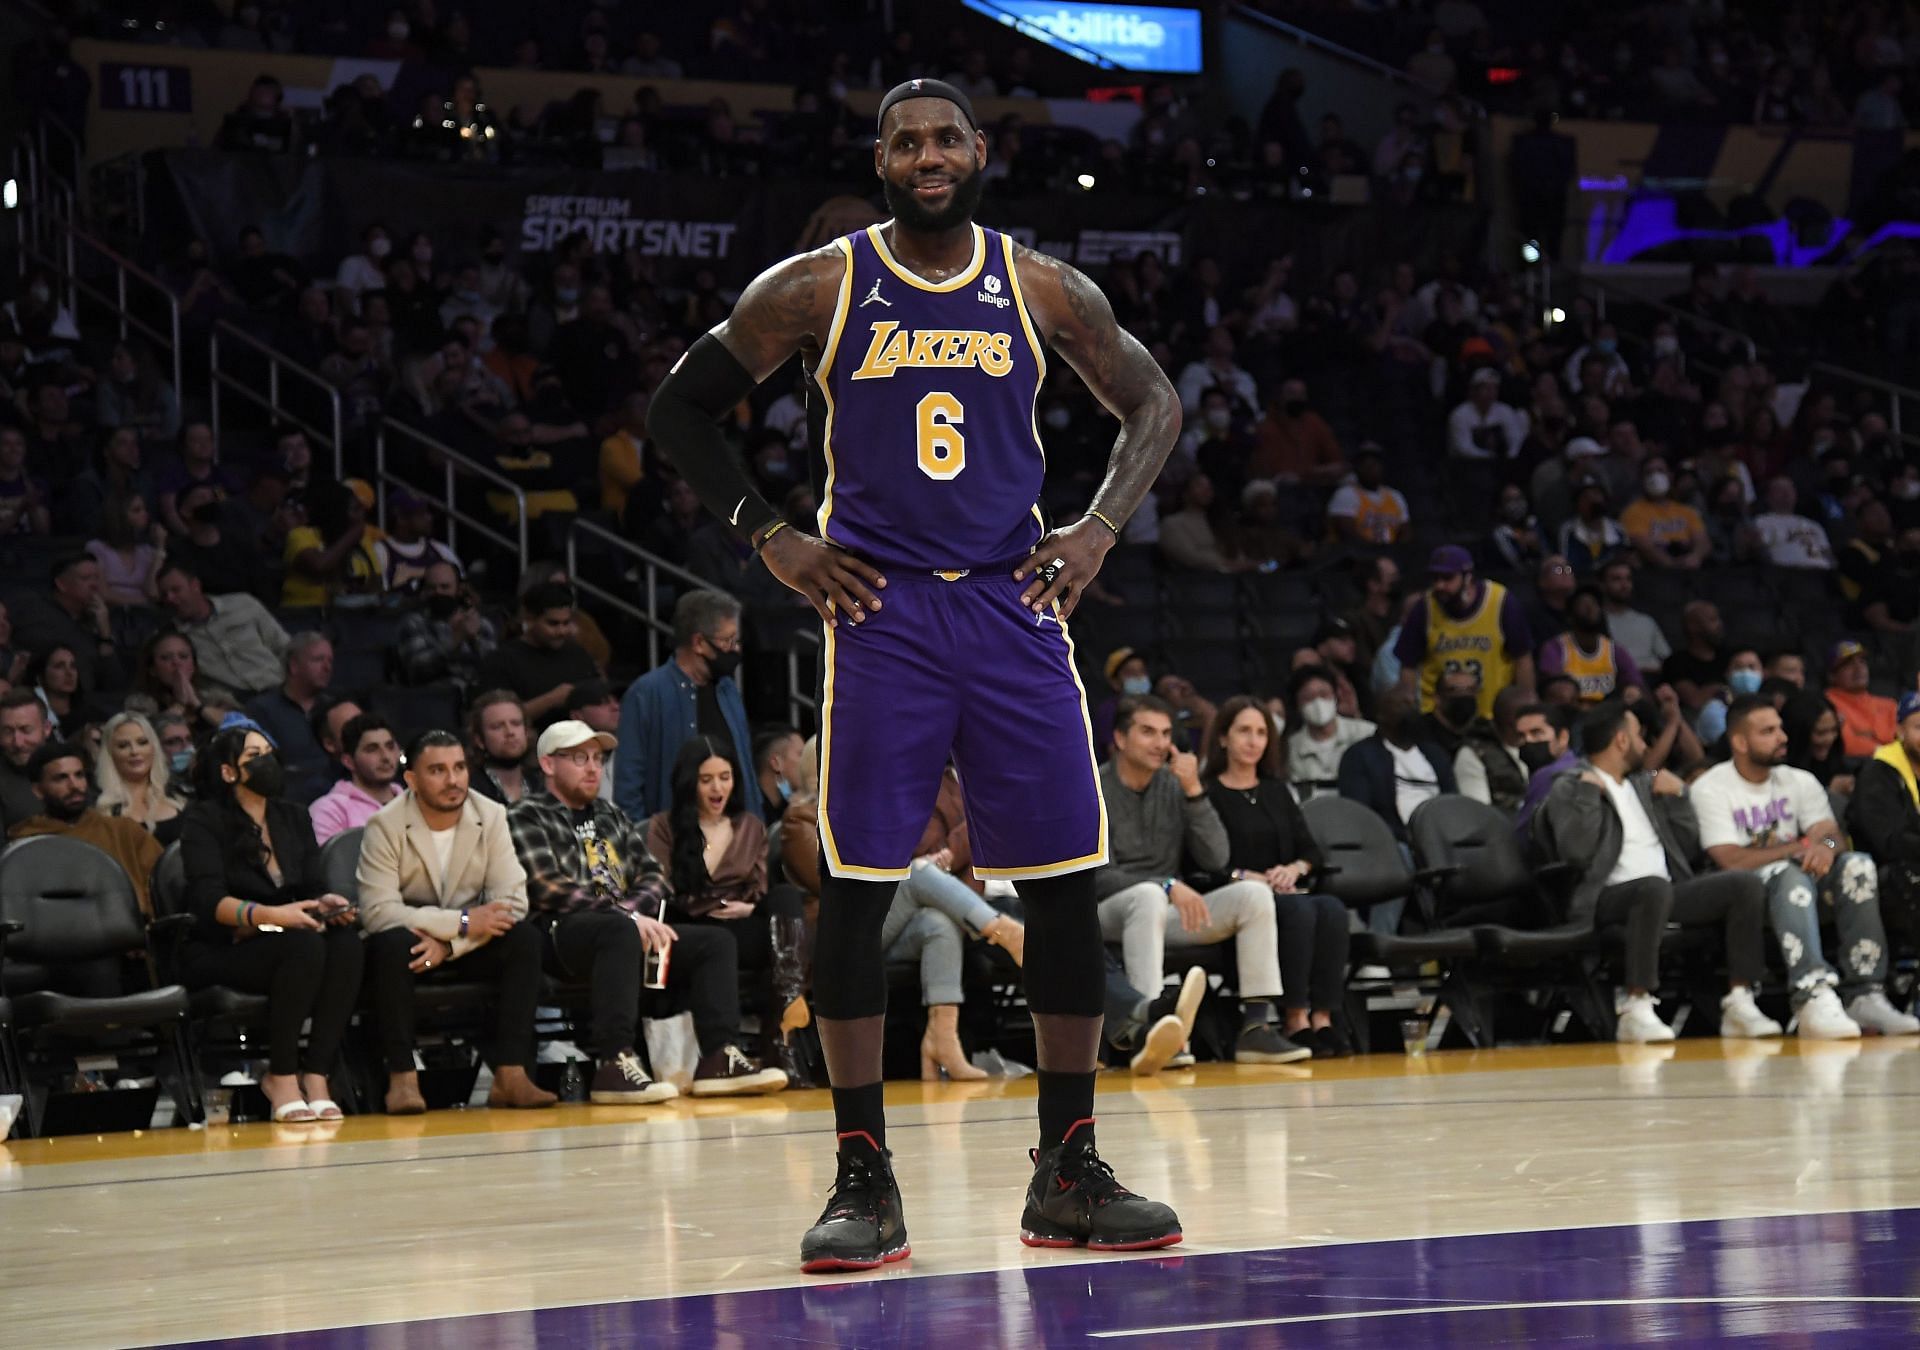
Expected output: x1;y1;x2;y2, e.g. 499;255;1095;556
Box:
1302;696;1337;728
1205;408;1232;431
388;20;410;40
1269;712;1287;739
1653;334;1679;356
1121;675;1152;696
367;236;391;259
1644;472;1671;497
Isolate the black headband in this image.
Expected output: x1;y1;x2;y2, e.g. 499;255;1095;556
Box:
876;78;977;136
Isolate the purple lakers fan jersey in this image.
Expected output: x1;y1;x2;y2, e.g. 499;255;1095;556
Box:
810;223;1048;572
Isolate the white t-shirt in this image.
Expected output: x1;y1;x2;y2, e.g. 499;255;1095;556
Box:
1752;512;1834;569
1387;741;1441;824
426;823;459;893
1688;762;1834;877
1600;771;1669;885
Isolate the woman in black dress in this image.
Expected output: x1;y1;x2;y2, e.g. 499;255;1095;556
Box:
1203;695;1354;1057
178;727;365;1120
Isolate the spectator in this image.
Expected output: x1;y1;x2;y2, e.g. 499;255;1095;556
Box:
1538;585;1644;702
1854;71;1906;132
1533;701;1779;1043
614;590;760;823
1513;701;1579;844
1247;379;1344;487
1858;526;1920;684
373;491;459;594
1530;434;1605;537
467;690;545;807
217;74;295;152
1448;367;1529;462
1826;640;1899;759
1394;546;1534;717
169;482;257;598
475;582;601;729
599;391;659;521
177;726;362;1121
644;736;806;1087
1663;602;1729;713
1203;696;1351;1057
94;341;180;448
1175;326;1259;418
241;633;335;805
0;687;50;825
0;425;51;536
1091;647;1153;759
332;222;392;315
1840;499;1895;625
1557;477;1630;576
13;738;162;930
28;644;106;739
157;559;290;697
355;728;558;1115
510;719;780;1102
1454;686;1532;815
1521;554;1576;647
155;423;238;539
1337;686;1456;846
1848;691;1920;948
1753;477;1834;570
282;481;381;608
85;493;166;613
1784;690;1855;807
1095;695;1309;1063
308;712;403;844
1420;666;1485;761
95;710;186;844
1695;648;1766;746
1158;473;1252;574
1599;559;1671;679
230;226;307;314
394;560;496;691
1342;556;1401;674
1286;664;1374;800
15;552;125;693
1689;697;1916;1037
1704;476;1759;565
1489;483;1545;571
1619;457;1708;569
1325;446;1410;545
754;726;805;825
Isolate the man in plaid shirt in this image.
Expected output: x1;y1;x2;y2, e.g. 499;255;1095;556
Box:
510;719;788;1102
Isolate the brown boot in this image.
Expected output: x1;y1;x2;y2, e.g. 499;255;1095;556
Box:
488;1064;559;1110
920;1004;987;1081
385;1071;427;1116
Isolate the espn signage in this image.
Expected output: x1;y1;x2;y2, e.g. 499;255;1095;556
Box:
962;1;1203;73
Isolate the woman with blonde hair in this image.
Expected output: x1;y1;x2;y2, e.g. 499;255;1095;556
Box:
95;710;187;845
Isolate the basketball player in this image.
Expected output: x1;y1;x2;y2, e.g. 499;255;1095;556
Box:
648;79;1184;1271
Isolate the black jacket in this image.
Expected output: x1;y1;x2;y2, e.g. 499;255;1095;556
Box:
1849;755;1920;870
1336;735;1458;843
179;798;327;944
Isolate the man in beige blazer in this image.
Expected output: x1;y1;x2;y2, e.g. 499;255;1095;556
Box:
357;728;558;1114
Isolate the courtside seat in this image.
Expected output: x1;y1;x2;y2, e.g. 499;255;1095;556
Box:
149;844;271;1025
1300;795;1477;966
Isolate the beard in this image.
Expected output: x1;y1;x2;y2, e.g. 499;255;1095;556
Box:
883;164;985;234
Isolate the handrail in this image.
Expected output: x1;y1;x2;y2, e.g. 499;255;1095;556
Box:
787;626;822;727
20;206;180;397
1230;4;1488;119
963;0;1119;70
209;320;344;478
564;515;714;670
374;416;529;575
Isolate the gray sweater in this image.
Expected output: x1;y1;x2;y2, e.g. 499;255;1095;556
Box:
1094;761;1230;899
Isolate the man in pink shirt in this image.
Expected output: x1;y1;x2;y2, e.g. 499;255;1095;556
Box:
309;712;403;843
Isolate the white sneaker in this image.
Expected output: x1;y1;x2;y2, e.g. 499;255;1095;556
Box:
1793;986;1862;1040
1720;986;1784;1039
1616;993;1675;1043
1353;964;1391;981
1847;990;1920;1036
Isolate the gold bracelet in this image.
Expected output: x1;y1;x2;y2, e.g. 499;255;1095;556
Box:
1086;509;1121;537
753;519;791;553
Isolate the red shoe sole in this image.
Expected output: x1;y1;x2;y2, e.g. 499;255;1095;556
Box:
800;1245;911;1274
1020;1231;1184;1251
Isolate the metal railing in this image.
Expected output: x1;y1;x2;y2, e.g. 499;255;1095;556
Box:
563;516;714;670
787;626;822;727
374;416;529;574
18;202;183;399
1231;4;1488;117
209;320;345;478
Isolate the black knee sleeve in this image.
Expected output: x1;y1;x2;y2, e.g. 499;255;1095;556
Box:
1016;872;1107;1017
812;870;895;1020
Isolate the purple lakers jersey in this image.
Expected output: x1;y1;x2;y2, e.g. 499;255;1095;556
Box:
811;223;1048;571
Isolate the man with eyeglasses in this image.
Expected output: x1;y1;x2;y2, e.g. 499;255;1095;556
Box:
509;719;787;1101
614;589;762;822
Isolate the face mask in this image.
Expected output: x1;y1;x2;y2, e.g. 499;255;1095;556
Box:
1204;408;1232;432
1269;712;1286;739
1441;695;1479;726
1519;741;1557;773
762;458;790;479
1302;696;1337;729
1594;338;1617;356
1728;668;1763;695
169;749;194;775
368;237;391;259
705;647;741;681
1653;334;1679;356
556;287;580;306
388;20;410;40
1897;480;1920;501
1644;472;1671;497
775;776;793;802
1501;498;1529;523
240;752;286;799
1121;675;1152;697
1283;399;1308;418
191;500;223;526
426;593;462;620
1043;406;1071;431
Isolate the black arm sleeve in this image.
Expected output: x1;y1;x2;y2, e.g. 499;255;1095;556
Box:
646;333;777;543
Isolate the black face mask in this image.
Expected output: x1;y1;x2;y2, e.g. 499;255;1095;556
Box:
1283;399;1308;418
1519;741;1558;773
1440;695;1479;727
705;646;742;681
191;500;223;526
241;752;286;799
426;593;462;620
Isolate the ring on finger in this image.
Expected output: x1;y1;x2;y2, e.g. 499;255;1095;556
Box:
1037;556;1069;586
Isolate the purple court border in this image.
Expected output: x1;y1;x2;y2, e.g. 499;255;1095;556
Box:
172;1207;1920;1348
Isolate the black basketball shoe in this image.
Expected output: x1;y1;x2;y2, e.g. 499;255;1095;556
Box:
799;1132;911;1273
1019;1120;1182;1251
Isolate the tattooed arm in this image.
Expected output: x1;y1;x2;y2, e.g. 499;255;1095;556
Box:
1010;245;1182;614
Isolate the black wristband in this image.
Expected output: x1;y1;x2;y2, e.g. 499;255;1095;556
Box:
647;333;778;542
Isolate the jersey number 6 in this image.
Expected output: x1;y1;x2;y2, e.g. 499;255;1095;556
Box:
916;392;966;480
